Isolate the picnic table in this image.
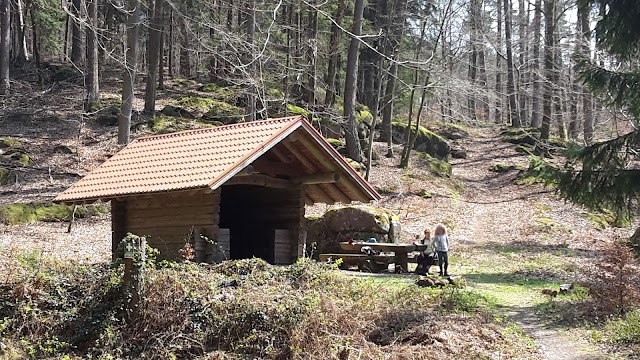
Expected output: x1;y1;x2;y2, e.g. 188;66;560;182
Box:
336;242;430;272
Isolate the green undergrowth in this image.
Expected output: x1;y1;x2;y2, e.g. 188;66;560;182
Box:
0;202;109;225
0;257;539;359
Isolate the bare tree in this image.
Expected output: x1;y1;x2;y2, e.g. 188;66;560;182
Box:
541;0;556;141
0;0;9;95
324;0;345;107
504;0;520;127
144;0;165;114
578;0;593;145
530;0;542;128
343;0;366;163
70;0;84;64
118;0;141;145
495;0;503;123
85;0;99;109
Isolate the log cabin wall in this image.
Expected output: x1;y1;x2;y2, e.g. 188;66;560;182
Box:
124;190;221;260
219;185;304;264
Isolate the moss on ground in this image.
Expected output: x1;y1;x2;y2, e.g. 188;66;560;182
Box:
0;202;110;225
0;167;9;185
0;138;22;149
287;104;311;118
149;115;215;133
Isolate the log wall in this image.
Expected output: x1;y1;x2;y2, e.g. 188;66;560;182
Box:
125;190;221;260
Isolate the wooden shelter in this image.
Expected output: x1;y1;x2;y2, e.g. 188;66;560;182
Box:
55;116;380;264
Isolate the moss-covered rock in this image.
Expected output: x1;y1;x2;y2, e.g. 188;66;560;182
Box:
391;121;451;159
327;138;346;155
201;101;244;124
0;138;21;149
417;152;452;177
307;205;401;255
428;122;471;140
197;83;239;100
160;105;196;119
10;152;34;166
96;105;121;126
501;127;540;146
489;163;518;173
0;167;9;185
287;104;311;118
0;202;110;225
149;115;214;134
312;117;342;139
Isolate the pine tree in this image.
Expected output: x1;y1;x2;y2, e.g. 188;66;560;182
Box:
559;0;640;223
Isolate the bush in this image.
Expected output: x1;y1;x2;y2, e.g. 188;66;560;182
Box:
604;309;640;344
583;242;640;317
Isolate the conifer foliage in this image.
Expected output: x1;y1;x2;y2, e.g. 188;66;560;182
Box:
560;0;640;222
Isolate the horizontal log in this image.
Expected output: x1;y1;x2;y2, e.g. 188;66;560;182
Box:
128;205;219;219
291;172;340;185
224;174;292;189
127;195;220;210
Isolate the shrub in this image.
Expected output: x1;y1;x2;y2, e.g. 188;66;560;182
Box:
604;309;640;344
583;241;640;317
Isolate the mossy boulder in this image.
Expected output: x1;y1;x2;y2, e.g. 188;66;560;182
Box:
201;101;244;124
418;153;452;177
96;105;121;126
149;115;214;134
628;227;640;257
197;83;239;100
307;205;401;255
0;167;9;185
489;163;518;173
0;138;21;150
391;122;451;159
429;122;470;140
327;138;346;156
0;202;110;225
287;104;311;118
312;117;342;139
160;104;196;119
501;127;540;146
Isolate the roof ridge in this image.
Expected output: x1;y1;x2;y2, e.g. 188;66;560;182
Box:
136;115;303;142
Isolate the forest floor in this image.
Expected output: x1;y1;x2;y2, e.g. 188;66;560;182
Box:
0;74;637;357
348;128;636;359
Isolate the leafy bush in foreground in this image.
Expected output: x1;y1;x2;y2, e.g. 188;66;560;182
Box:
0;257;538;359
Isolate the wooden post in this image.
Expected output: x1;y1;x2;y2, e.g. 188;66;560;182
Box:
124;236;146;317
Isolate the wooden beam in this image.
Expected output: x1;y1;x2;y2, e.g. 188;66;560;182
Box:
282;140;316;172
303;184;334;205
270;146;292;163
291;172;340;185
318;183;351;204
252;159;300;177
225;174;292;189
295;135;368;202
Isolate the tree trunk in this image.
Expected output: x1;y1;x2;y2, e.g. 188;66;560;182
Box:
530;0;542;128
324;0;345;107
70;0;84;64
85;0;99;109
517;0;528;126
495;0;503;123
579;1;593;145
28;0;39;67
305;0;318;108
144;0;164;114
504;0;520;127
15;0;28;63
400;20;427;168
476;0;489;120
343;0;365;163
244;0;256;121
118;0;140;145
381;0;408;156
541;0;555;142
467;0;479;121
0;0;9;94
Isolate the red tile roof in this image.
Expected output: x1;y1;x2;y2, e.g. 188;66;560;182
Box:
55;116;380;203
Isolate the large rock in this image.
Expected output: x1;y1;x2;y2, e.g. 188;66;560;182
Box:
307;206;401;256
324;206;393;234
391;122;451;159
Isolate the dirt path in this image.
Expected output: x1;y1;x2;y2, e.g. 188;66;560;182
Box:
448;129;613;360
